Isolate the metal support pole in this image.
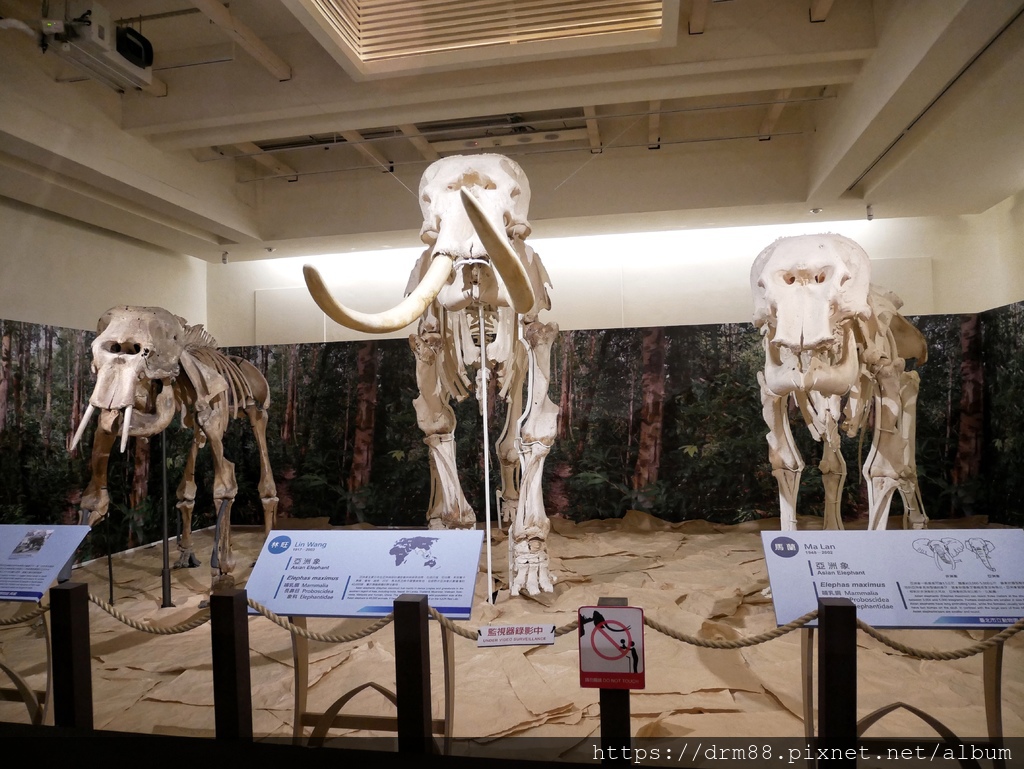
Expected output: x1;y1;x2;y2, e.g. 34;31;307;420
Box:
161;430;173;607
210;588;253;741
598;596;630;763
49;582;93;729
817;597;857;767
394;594;433;754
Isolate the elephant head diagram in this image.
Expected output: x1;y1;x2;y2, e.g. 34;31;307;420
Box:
912;537;997;572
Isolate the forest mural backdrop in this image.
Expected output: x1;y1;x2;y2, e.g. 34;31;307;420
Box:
0;302;1021;561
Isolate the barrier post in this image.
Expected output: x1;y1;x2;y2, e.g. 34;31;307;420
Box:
817;597;857;767
598;596;630;763
49;582;93;729
395;594;433;754
210;588;253;740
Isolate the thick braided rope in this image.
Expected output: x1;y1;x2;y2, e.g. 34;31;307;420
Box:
644;609;820;648
246;598;393;643
88;593;210;634
0;605;49;626
856;616;1024;660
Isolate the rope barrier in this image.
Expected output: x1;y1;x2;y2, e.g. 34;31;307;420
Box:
857;616;1024;660
0;605;48;626
87;593;210;634
9;590;1017;662
245;598;394;643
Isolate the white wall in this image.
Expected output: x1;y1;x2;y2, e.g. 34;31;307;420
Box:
0;199;207;331
4;189;1024;344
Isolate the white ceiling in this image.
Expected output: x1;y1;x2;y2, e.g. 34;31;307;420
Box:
1;0;1023;263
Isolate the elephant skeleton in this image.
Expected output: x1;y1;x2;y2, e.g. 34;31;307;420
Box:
751;234;928;531
304;154;559;596
71;306;278;590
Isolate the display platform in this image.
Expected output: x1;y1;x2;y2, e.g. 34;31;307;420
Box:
0;513;1020;754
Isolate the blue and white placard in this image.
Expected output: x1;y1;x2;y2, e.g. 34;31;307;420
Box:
245;529;484;619
761;529;1024;629
0;525;91;601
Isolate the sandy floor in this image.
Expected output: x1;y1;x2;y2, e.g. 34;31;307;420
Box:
0;512;1020;761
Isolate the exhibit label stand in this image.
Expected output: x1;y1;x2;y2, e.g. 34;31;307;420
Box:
0;524;90;726
245;529;483;751
762;529;1024;745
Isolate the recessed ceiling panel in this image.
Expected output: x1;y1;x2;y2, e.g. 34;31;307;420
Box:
283;0;678;78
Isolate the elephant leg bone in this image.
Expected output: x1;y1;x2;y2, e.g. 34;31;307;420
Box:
79;427;117;527
759;372;804;531
203;404;238;588
861;362;907;530
245;403;279;536
495;342;528;530
174;430;202;568
411;331;475;529
898;370;928;530
509;320;559;596
817;395;847;530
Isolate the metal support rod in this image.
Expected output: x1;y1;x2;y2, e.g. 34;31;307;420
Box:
817;597;857;766
479;305;494;603
394;594;433;754
49;582;93;729
160;430;173;607
598;597;630;762
210;588;253;741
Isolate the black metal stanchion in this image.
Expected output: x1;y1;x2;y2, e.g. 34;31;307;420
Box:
817;597;857;768
210;588;253;741
394;594;433;754
161;431;173;608
598;596;631;763
50;582;93;729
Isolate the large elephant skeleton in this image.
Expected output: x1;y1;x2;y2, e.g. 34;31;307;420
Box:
304;154;559;596
751;234;929;531
71;306;278;590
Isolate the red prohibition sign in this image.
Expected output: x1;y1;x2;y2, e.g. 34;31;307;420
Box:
590;619;632;661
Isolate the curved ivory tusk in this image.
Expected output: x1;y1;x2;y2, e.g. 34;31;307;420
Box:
304;256;453;334
120;405;133;453
70;403;96;452
459;189;536;314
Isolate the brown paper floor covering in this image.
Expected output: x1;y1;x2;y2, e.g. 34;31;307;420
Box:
1;512;1020;758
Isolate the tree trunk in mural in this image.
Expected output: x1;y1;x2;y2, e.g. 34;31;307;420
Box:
129;436;151;548
633;326;668;508
42;325;54;453
951;313;983;515
281;344;299;443
347;341;378;523
13;324;26;435
0;326;10;434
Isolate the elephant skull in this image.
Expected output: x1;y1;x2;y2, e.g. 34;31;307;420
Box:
751;234;872;396
71;306;183;452
304;154;540;333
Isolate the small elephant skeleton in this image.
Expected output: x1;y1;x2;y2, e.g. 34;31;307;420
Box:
71;306;278;590
752;234;929;531
304;154;559;596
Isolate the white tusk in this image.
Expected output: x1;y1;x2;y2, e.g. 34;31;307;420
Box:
304;257;452;333
460;189;536;314
70;404;96;452
120;405;133;453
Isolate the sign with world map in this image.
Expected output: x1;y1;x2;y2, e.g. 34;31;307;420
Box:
245;529;484;619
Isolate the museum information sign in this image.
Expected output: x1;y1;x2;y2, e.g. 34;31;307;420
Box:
578;605;645;689
761;529;1024;628
245;529;483;619
0;525;90;601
